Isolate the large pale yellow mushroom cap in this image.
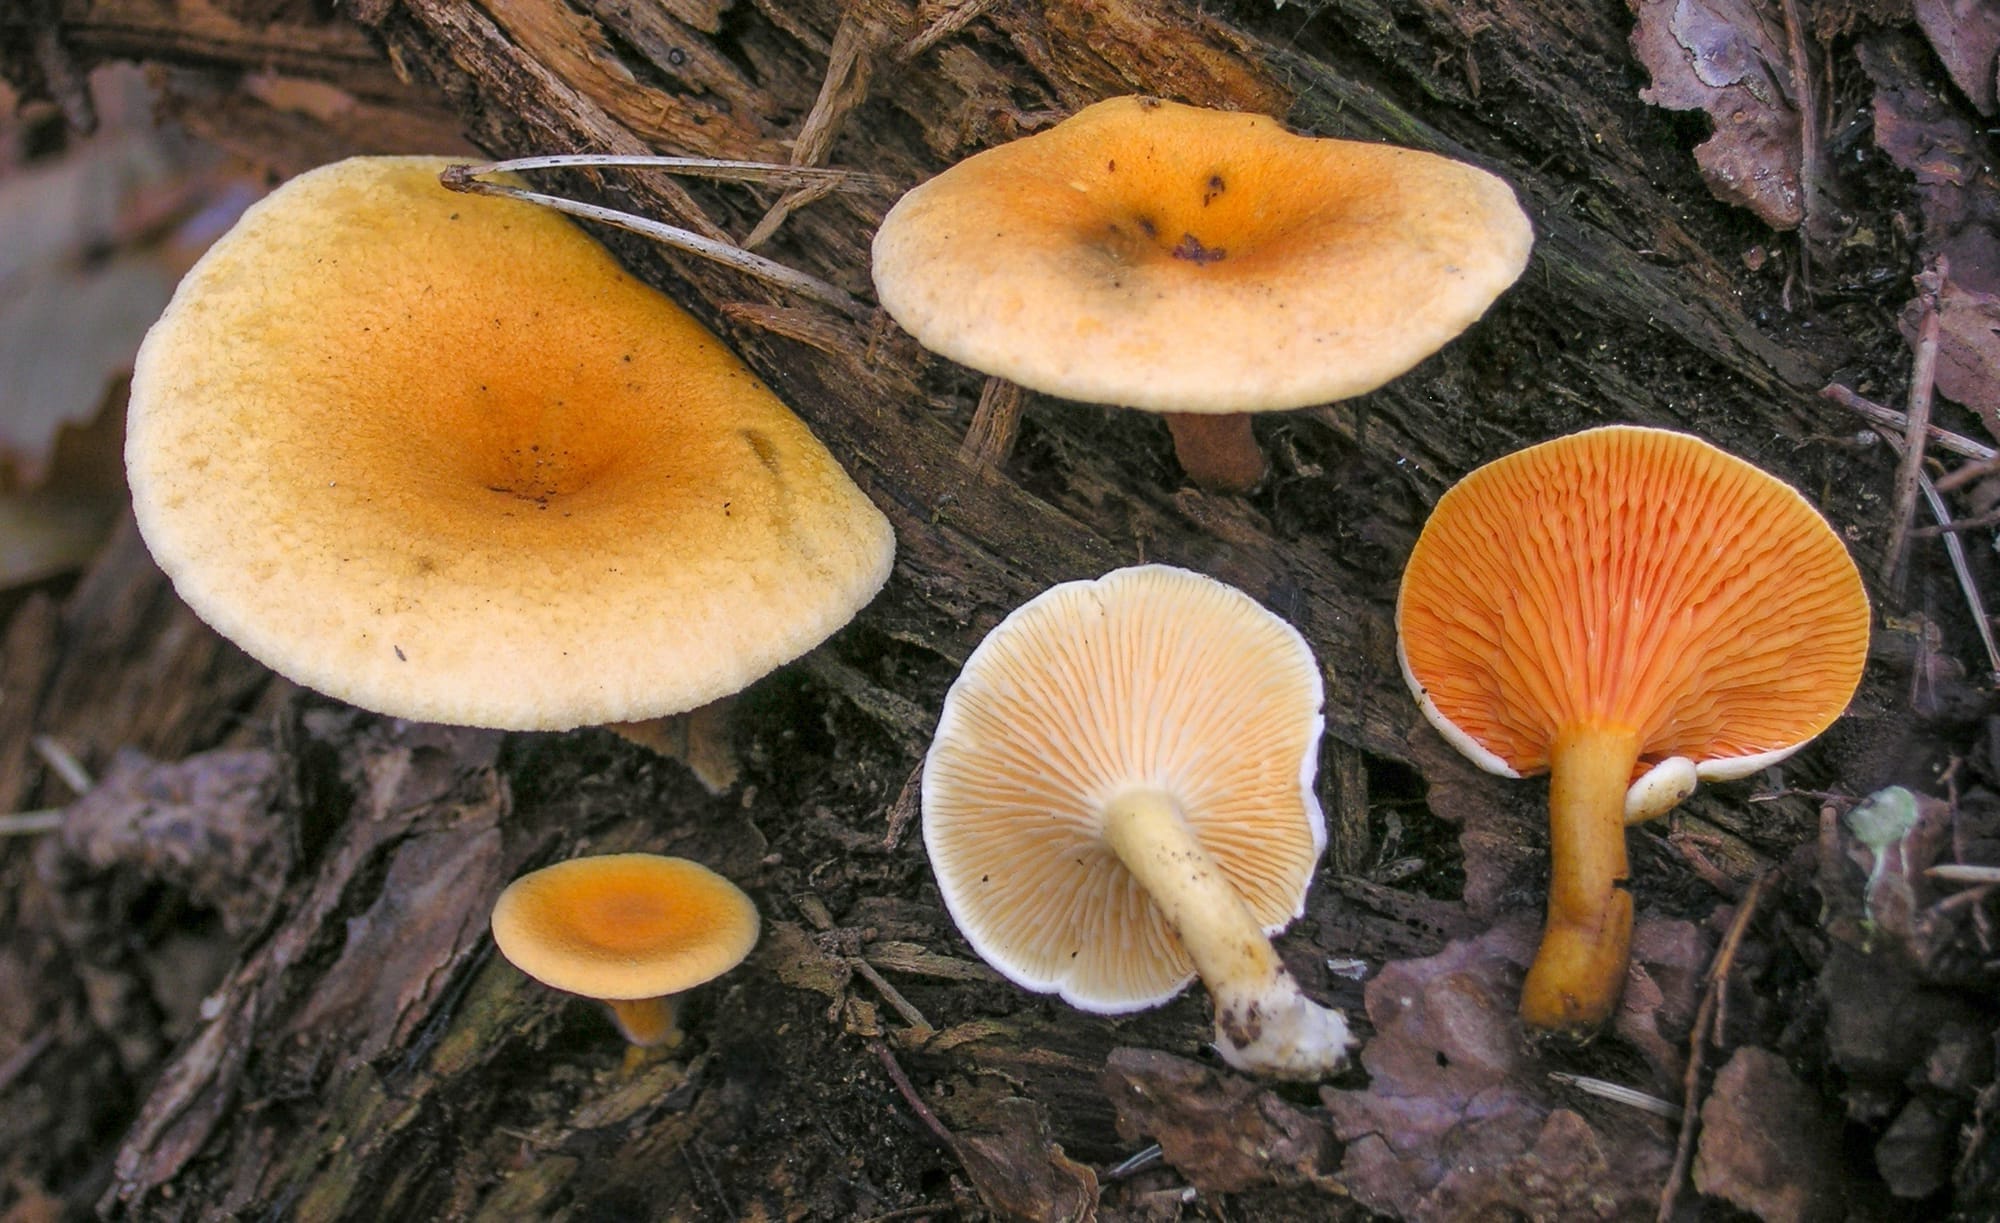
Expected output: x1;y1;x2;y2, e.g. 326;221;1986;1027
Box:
128;156;894;730
871;95;1534;416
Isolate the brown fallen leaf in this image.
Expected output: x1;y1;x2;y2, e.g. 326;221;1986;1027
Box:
1862;32;2000;297
1877;1091;1963;1200
1900;278;2000;441
952;1095;1098;1223
44;746;287;937
1100;1046;1340;1196
1630;0;1804;229
1320;922;1675;1221
1692;1046;1848;1223
1915;0;2000;116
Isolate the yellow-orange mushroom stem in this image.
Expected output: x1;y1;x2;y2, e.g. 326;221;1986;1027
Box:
604;996;683;1048
1519;724;1639;1034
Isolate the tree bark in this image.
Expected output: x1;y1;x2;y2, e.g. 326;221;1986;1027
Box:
0;0;1906;1218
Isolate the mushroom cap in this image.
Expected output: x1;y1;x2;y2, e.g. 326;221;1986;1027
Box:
922;564;1327;1012
871;95;1533;415
1396;425;1870;782
490;853;759;1001
128;156;894;731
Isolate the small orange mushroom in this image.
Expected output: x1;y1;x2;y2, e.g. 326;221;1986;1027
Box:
871;95;1534;490
1396;426;1869;1034
490;853;759;1047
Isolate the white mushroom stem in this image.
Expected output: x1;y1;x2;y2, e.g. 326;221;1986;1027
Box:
1101;788;1353;1078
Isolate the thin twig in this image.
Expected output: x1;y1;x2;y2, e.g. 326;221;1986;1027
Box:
869;1039;960;1151
1882;259;1946;590
0;810;62;836
0;1030;54;1095
1928;863;2000;885
441;166;871;320
745;12;886;249
1870;425;2000;683
1935;451;2000;494
899;0;1000;61
1776;0;1821;241
850;958;935;1033
1659;872;1773;1223
1913;506;2000;536
1820;384;1995;461
882;763;923;852
858;1204;960;1223
31;735;92;795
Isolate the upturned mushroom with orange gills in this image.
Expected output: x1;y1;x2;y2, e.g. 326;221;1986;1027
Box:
1395;426;1870;1035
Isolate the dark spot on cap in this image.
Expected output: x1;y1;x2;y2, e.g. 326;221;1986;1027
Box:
1106;159;1116;172
1202;174;1226;206
742;429;782;474
1137;217;1159;239
1170;233;1227;264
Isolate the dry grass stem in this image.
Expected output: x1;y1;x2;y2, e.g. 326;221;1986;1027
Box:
442;165;872;319
1548;1072;1683;1120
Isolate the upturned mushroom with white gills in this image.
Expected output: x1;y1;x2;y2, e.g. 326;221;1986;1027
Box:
922;565;1353;1078
126;157;894;772
871;95;1534;491
1396;426;1871;1035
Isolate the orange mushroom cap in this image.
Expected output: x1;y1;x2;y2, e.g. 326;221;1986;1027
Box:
490;853;759;1003
1397;425;1869;782
871;95;1534;416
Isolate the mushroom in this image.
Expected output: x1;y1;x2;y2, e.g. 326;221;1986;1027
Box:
1395;425;1870;1034
871;95;1534;490
922;565;1353;1078
490;853;759;1046
127;157;894;766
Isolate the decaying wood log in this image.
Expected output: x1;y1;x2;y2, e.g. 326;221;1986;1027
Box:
0;0;1927;1217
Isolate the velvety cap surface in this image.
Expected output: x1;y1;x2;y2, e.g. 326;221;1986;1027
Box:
1396;425;1870;778
490;853;759;1000
923;565;1326;1011
872;95;1533;414
128;156;894;730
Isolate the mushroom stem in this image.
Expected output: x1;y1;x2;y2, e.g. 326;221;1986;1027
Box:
1520;725;1639;1035
604;995;684;1048
1102;788;1352;1078
1162;413;1266;492
607;696;742;794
